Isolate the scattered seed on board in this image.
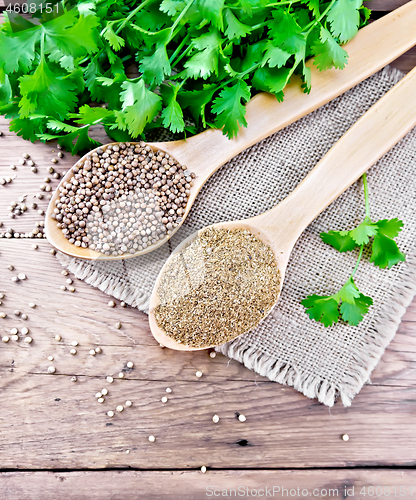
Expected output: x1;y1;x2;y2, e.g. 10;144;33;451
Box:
127;361;134;369
24;337;32;344
55;334;62;341
14;310;21;316
61;270;69;276
95;347;102;354
71;341;78;347
98;398;104;403
342;434;350;442
71;376;77;382
22;153;30;159
51;158;58;164
89;349;96;356
238;414;246;422
18;273;26;280
116;405;124;412
209;352;216;358
0;313;6;319
57;152;63;158
148;435;156;443
108;301;116;308
196;371;203;378
120;302;127;308
66;279;73;285
70;348;77;355
201;466;207;474
161;396;168;403
11;277;19;283
50;249;56;255
107;376;114;384
107;411;114;417
166;388;172;394
96;392;102;398
0;293;4;299
60;286;67;291
101;388;108;396
10;328;18;334
29;302;36;308
47;356;54;361
48;366;56;374
115;322;122;329
125;400;132;407
118;372;124;379
2;336;9;343
68;287;75;293
11;334;18;341
31;244;38;250
21;327;29;335
212;415;220;424
21;314;28;320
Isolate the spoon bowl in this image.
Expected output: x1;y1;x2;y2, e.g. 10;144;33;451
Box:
149;65;416;350
44;5;416;260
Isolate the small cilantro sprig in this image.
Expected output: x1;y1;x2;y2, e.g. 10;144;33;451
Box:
302;174;405;327
0;0;370;154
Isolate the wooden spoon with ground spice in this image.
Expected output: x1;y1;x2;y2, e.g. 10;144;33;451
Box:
149;66;416;350
45;4;416;261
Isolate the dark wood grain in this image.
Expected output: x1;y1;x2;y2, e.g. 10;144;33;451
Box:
2;470;416;500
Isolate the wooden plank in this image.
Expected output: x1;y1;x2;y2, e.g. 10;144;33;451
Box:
2;470;416;500
365;0;410;10
0;238;415;385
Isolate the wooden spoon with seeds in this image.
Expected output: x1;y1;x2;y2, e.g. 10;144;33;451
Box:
45;2;416;261
149;65;416;350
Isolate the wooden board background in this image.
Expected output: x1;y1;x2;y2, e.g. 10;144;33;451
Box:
1;2;416;498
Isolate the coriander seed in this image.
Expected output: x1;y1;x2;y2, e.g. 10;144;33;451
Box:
161;396;168;403
2;336;9;343
195;371;203;378
108;301;116;308
118;372;124;379
21;314;28;320
116;405;124;412
11;334;18;341
71;376;77;382
209;352;216;358
101;388;108;396
48;366;56;374
47;356;54;361
107;411;114;417
70;348;77;355
342;434;350;442
238;414;246;422
166;388;172;393
95;392;102;398
29;302;36;308
212;415;220;423
115;322;122;329
95;347;102;354
24;336;32;344
55;334;62;341
126;361;134;369
107;376;114;384
89;349;96;356
201;466;207;474
97;398;104;403
21;327;29;335
1;312;8;318
71;341;78;346
148;435;156;443
125;400;132;407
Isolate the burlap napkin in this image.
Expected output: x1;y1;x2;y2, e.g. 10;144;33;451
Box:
58;67;416;407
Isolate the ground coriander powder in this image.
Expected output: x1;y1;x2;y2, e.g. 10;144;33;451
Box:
154;227;282;348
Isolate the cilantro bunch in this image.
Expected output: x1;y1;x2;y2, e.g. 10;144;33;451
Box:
302;174;406;327
0;0;369;154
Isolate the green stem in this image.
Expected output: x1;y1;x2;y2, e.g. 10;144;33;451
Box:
171;42;193;68
171;0;194;32
169;33;190;64
350;245;364;279
115;0;154;34
362;173;370;219
302;0;336;34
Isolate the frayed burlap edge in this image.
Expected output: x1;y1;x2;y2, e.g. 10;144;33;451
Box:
216;251;416;407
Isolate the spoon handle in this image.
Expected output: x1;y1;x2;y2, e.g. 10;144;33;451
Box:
258;65;416;248
155;0;416;185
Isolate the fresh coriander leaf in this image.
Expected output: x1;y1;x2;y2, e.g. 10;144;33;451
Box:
120;79;162;137
241;41;266;72
338;277;361;304
301;295;340;327
43;10;100;58
340;292;372;325
239;0;268;16
370;233;406;269
19;59;78;120
312;26;348;71
0;26;40;73
160;0;187;16
212;80;251;138
261;41;291;68
375;218;404;239
184;30;223;79
320;230;357;252
103;24;125;51
177;84;217;125
161;83;185;133
349;218;378;245
224;9;251;41
139;44;171;86
252;66;291;95
84;59;105;101
10;116;46;142
68;104;114;125
268;9;301;46
0;70;12;106
197;0;225;29
300;0;320;18
327;0;361;43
